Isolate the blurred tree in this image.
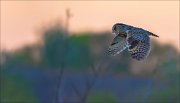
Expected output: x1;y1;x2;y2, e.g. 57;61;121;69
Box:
2;45;39;69
42;24;67;69
130;40;179;76
1;18;179;103
66;34;93;70
40;22;69;103
89;33;131;73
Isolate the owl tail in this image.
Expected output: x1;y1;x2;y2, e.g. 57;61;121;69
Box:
150;33;159;38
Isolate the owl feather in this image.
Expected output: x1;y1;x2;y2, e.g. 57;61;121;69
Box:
108;35;128;56
109;23;158;60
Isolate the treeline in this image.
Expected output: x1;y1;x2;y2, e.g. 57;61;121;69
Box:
1;23;179;76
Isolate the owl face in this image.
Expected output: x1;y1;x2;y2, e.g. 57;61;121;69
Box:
112;23;130;35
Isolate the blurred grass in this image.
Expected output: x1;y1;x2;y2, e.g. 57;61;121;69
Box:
0;22;179;103
135;80;179;103
1;74;39;103
147;84;179;103
87;91;118;103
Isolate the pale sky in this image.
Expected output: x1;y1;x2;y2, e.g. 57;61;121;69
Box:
1;1;179;51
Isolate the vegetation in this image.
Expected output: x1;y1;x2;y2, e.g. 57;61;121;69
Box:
1;23;179;103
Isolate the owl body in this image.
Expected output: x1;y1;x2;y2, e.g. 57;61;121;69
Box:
108;23;159;61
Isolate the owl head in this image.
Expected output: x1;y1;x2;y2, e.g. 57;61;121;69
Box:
112;23;131;35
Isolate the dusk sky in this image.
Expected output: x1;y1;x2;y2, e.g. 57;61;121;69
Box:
1;1;179;51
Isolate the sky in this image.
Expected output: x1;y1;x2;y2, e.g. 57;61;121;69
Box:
1;1;179;51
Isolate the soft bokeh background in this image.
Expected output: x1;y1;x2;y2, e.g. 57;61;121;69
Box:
0;1;179;103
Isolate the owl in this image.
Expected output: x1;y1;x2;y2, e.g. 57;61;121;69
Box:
108;23;159;61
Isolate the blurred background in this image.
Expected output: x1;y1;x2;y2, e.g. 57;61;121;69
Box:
0;1;179;103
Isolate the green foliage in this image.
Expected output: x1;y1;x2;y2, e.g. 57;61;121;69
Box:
157;59;179;78
42;26;68;69
1;22;179;103
70;34;92;45
87;91;118;103
150;40;179;78
0;73;39;103
110;50;131;73
146;85;179;103
2;46;37;69
66;35;93;70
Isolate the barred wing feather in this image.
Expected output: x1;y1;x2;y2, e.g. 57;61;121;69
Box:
127;31;151;60
108;36;128;56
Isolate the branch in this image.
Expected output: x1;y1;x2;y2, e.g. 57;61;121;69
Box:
80;60;106;103
55;68;64;103
142;59;160;103
54;37;69;103
69;79;83;100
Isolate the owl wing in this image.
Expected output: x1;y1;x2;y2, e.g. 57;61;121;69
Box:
108;35;128;56
126;30;151;60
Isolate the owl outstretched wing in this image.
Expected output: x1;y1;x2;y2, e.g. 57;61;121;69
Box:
127;30;151;60
108;35;128;56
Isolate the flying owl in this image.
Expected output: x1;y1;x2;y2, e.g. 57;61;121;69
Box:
108;23;159;61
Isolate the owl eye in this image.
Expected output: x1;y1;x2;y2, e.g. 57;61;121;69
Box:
121;25;125;28
113;26;117;30
128;28;132;30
